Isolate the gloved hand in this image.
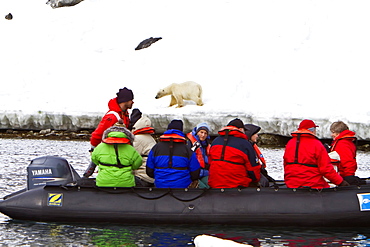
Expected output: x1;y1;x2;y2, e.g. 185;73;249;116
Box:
199;168;209;178
83;162;97;178
191;141;201;152
344;175;361;185
323;143;331;153
89;146;95;153
339;180;350;187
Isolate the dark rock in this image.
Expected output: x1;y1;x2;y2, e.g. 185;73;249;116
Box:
135;37;162;50
0;129;92;141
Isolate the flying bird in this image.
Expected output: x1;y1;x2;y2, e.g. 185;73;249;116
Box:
135;37;162;50
5;13;13;20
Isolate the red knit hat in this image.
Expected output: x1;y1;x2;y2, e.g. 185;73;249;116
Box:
298;119;319;130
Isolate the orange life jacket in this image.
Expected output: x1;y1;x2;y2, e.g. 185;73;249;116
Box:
186;132;210;168
159;133;186;143
102;137;131;145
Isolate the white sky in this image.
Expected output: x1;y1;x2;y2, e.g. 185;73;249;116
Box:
1;0;369;136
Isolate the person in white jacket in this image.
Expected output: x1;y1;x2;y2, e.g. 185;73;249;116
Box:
130;111;157;187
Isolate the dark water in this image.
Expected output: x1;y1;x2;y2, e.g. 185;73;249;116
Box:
1;139;370;246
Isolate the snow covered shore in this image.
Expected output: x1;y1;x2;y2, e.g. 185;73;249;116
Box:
1;111;370;141
1;0;369;140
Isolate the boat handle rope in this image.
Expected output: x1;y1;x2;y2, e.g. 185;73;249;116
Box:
130;188;209;201
87;186;170;198
83;185;208;200
130;188;170;200
169;189;208;202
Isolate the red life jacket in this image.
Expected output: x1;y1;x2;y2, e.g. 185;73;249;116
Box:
218;126;248;139
186;132;210;168
133;127;155;135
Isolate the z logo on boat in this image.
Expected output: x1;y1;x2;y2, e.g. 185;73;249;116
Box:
357;193;370;211
48;193;63;207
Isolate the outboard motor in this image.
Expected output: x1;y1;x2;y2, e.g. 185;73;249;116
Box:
27;156;80;190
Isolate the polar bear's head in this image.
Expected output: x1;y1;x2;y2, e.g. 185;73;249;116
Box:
155;88;170;99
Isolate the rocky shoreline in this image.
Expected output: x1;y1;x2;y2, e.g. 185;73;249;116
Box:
0;129;291;145
0;129;91;141
1;129;370;152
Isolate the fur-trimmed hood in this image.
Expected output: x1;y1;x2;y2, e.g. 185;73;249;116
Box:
102;126;135;143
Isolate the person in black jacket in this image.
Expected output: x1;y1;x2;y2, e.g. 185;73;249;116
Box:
244;124;275;187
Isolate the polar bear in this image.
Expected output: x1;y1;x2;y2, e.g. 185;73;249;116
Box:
155;81;204;108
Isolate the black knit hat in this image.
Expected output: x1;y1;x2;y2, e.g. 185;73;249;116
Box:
116;87;134;103
167;119;183;131
227;118;245;129
128;108;142;130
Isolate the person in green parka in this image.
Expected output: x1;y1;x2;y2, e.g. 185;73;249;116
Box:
90;123;142;187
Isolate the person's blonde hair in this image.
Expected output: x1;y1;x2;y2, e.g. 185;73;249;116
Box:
330;121;349;133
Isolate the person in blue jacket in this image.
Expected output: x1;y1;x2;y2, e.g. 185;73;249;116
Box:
146;119;201;188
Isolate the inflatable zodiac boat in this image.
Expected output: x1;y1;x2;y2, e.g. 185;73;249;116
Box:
1;156;370;227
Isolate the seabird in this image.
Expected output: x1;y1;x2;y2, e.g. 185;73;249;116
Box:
5;13;13;20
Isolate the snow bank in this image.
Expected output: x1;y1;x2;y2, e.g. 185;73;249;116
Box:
1;0;369;139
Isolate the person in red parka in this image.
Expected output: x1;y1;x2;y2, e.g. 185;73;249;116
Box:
83;87;134;178
208;118;261;188
329;121;360;185
90;87;134;149
283;119;349;189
